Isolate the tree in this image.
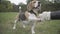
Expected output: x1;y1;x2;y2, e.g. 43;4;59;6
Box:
0;0;14;12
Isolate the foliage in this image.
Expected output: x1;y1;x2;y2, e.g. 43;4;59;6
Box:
19;3;27;12
27;0;32;4
0;0;19;12
41;3;60;12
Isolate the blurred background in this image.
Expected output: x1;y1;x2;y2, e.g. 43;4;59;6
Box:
0;0;60;12
0;0;60;34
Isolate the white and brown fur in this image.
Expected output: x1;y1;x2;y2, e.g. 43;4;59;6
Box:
27;0;41;15
13;0;41;34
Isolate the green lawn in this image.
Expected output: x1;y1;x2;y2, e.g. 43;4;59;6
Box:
0;12;60;34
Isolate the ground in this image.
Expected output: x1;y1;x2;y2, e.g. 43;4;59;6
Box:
0;12;60;34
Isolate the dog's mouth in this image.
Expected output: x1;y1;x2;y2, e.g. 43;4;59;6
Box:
34;1;40;9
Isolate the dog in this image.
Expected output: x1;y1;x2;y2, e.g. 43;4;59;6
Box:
13;0;41;34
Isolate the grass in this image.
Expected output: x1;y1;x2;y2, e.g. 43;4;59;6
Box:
0;12;60;34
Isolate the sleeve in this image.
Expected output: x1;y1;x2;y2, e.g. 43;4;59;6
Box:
40;11;60;21
51;11;60;20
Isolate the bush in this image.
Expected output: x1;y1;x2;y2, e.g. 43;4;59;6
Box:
41;3;60;12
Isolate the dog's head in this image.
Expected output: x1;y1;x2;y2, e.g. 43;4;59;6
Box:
27;0;41;11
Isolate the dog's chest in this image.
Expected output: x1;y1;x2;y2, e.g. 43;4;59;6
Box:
28;13;37;20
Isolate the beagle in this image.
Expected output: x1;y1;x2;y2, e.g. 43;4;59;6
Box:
13;0;41;34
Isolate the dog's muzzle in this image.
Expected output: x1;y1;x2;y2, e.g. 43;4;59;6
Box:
34;1;40;9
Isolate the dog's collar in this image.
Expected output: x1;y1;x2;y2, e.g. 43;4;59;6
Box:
28;10;37;16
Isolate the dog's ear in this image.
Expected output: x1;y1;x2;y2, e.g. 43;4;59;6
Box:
27;1;34;11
